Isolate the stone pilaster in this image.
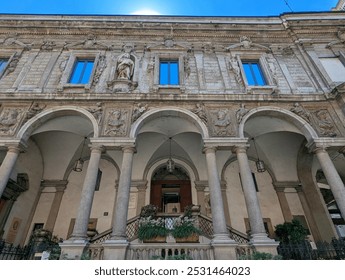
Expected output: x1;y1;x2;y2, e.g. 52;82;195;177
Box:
273;183;294;222
134;180;148;215
42;180;68;232
194;181;207;214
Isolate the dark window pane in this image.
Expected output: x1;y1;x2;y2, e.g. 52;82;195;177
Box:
69;59;94;84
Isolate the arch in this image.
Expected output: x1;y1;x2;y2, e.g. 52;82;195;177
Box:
238;106;318;143
16;106;99;142
130;107;209;139
145;158;199;211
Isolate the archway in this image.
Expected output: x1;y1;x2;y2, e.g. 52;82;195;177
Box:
150;164;192;213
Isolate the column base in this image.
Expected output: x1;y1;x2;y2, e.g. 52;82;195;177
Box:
59;239;88;260
211;234;238;260
249;233;279;256
102;239;129;260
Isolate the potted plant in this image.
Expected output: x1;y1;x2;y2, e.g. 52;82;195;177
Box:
171;215;201;243
138;216;169;242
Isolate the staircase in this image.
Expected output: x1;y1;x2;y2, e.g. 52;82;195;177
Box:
88;213;252;260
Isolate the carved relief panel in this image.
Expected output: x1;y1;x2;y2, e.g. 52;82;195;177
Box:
0;107;25;136
103;108;130;137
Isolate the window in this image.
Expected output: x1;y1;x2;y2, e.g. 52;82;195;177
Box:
320;58;345;83
69;59;94;84
242;60;267;86
159;60;179;85
0;58;8;74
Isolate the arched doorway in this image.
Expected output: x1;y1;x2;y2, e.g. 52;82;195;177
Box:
150;165;192;213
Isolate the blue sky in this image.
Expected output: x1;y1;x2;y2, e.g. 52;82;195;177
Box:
0;0;340;16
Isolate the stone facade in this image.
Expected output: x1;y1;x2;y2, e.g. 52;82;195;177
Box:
0;11;345;259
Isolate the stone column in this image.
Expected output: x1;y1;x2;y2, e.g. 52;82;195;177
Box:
70;145;103;240
314;146;345;221
135;181;148;215
43;180;68;232
273;185;293;222
233;144;277;253
204;146;237;260
0;146;21;198
195;181;207;214
60;145;103;259
103;146;135;260
221;181;231;226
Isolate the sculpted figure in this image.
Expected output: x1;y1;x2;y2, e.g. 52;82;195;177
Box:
290;103;311;123
132;103;148;123
116;53;134;80
236;104;249;124
191;103;208;124
105;110;126;136
26;103;46;121
87;102;103;125
315;110;337;137
214;109;231;136
0;109;19;133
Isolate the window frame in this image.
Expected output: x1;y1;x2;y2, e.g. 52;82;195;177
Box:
68;58;95;84
0;58;8;77
60;51;99;90
153;53;185;93
241;59;267;86
159;59;179;86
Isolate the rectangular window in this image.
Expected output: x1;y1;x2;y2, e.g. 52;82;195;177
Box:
0;58;8;73
242;60;266;86
159;60;179;85
69;59;94;84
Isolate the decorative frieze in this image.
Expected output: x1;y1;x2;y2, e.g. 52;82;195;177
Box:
0;107;25;136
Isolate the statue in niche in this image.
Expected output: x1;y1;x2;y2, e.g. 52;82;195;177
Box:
213;109;232;136
87;102;103;125
105;109;127;136
191;103;208;124
290;103;311;123
315;109;337;137
236;104;249;124
132;103;148;123
116;52;134;80
0;108;21;134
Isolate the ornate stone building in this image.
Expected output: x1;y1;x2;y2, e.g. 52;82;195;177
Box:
0;10;344;259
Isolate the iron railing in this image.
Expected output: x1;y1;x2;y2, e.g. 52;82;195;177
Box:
0;239;33;260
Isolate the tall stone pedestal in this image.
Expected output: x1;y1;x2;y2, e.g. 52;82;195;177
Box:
59;239;88;260
211;235;238;260
102;240;129;260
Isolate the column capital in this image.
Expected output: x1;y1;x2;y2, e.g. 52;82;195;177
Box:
131;180;148;191
41;179;68;190
89;144;105;153
194;180;208;191
122;146;136;153
231;144;250;154
203;145;217;154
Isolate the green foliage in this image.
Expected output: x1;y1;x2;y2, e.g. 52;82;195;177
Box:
171;215;201;239
239;251;282;260
138;216;169;240
274;219;308;244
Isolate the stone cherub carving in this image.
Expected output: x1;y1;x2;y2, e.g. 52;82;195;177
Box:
191;103;208;124
25;103;46;122
87;102;103;125
132;103;148;123
236;104;249;124
290;103;311;123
